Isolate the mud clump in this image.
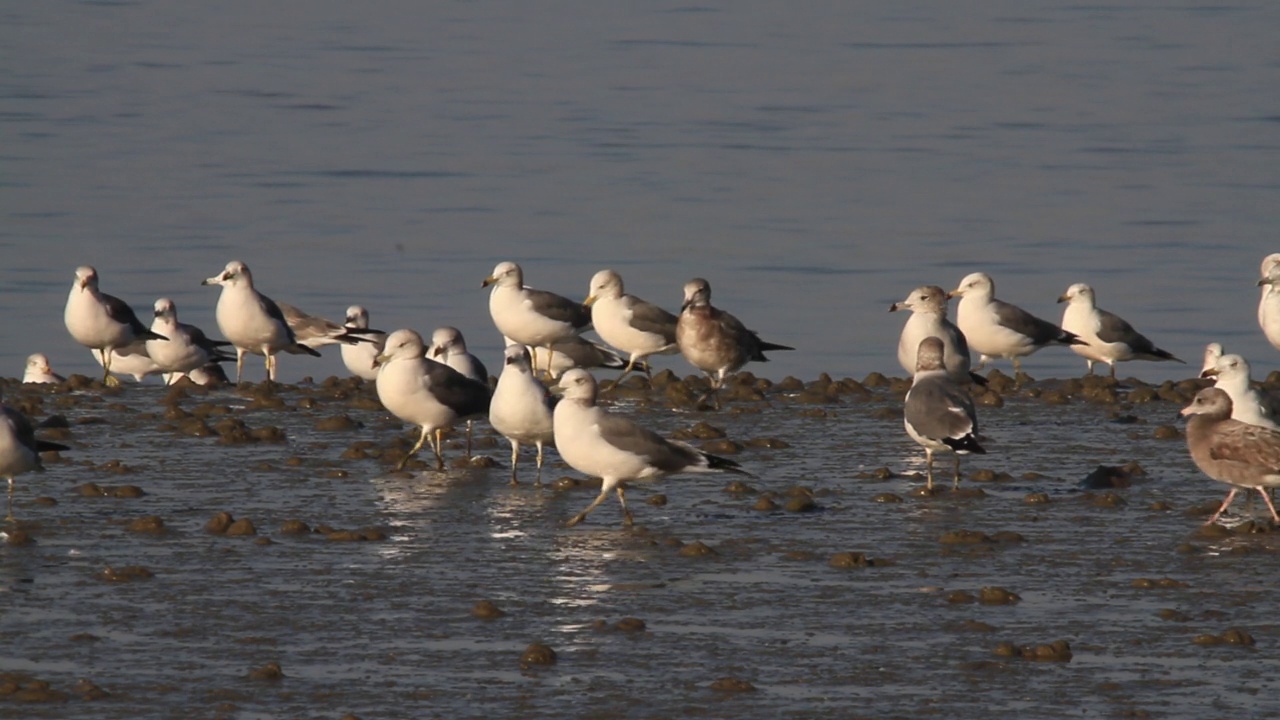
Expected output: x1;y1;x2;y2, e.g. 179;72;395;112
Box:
979;587;1022;605
280;520;311;534
709;677;756;692
471;600;505;619
315;414;360;431
99;565;154;582
872;493;903;503
1152;425;1181;440
73;679;110;700
519;643;557;668
226;518;257;536
994;639;1072;661
1079;465;1138;489
1131;578;1188;589
1192;628;1255;647
616;617;647;633
327;527;388;541
5;529;34;546
678;541;716;557
247;662;285;681
125;516;165;534
206;511;235;534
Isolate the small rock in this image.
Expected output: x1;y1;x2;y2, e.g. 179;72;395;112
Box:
471;600;505;619
519;643;557;668
247;662;284;681
709;677;756;692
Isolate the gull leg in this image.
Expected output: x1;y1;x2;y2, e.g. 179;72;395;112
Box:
100;348;121;387
393;426;430;471
1257;488;1280;523
509;440;520;486
925;450;935;491
1085;361;1094;376
1109;364;1117;379
534;440;545;487
1013;357;1023;374
6;477;14;522
567;489;610;527
465;420;474;460
235;348;245;383
433;428;445;470
616;486;633;526
603;358;637;392
1205;488;1239;525
952;454;962;490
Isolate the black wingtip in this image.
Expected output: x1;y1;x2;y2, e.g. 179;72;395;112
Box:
142;330;169;342
36;440;71;453
942;434;985;454
1061;330;1087;346
706;452;749;475
759;341;795;352
968;371;989;387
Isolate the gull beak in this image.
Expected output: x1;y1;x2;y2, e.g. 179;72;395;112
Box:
583;294;598;307
481;275;497;288
201;273;223;286
1259;277;1275;287
1200;368;1219;379
888;302;902;313
77;278;89;290
945;290;960;300
430;345;445;359
373;353;390;369
1056;294;1070;303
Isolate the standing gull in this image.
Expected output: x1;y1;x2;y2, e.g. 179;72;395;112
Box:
92;345;164;383
1257;253;1280;353
1200;353;1279;430
584;269;679;381
889;285;978;384
340;306;386;382
64;266;168;386
554;368;746;527
374;329;491;471
675;278;793;404
1;389;70;520
146;298;234;383
482;261;591;377
23;354;64;384
429;327;490;458
489;345;556;485
524;336;639;380
277;302;383;350
1181;387;1280;524
201;260;321;382
949;272;1083;372
1057;283;1182;377
903;337;985;490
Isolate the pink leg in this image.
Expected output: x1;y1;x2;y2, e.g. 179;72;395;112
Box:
1256;488;1280;523
1205;488;1239;525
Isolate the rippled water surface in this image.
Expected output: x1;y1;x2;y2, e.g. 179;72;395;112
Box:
3;1;1280;717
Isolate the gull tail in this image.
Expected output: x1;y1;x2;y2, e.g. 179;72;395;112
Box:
703;452;750;475
1059;329;1087;347
942;434;985;455
36;440;71;453
759;340;795;352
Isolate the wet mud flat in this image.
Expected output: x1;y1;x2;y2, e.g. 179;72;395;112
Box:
2;369;1279;719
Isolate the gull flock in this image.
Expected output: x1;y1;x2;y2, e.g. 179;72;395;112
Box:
5;255;1280;529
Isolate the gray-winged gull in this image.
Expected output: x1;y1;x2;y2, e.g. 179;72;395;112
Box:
64;266;169;386
201;260;321;382
675;277;793;404
949;272;1083;372
903;337;985;490
1257;253;1280;352
340;306;386;382
1181;387;1280;524
489;345;556;485
278;302;383;350
553;368;746;527
1201;343;1223;376
429;326;490;458
1200;353;1279;430
374;329;491;471
524;336;640;380
1;388;70;520
146;298;235;383
483;261;590;377
584;269;679;381
1057;283;1182;377
23;354;64;385
92;344;163;383
890;285;979;384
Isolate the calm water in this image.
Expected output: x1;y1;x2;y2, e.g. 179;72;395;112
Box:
3;2;1280;717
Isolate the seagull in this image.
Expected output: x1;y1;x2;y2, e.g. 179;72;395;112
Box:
22;354;64;384
523;336;641;380
489;345;556;485
1181;387;1280;525
277;302;383;350
1202;343;1224;376
903;337;985;490
145;298;235;383
1;389;70;520
584;269;679;381
201;260;321;383
91;344;164;383
64;266;168;386
167;362;230;387
374;329;491;472
1200;353;1280;430
482;261;591;377
340;306;386;382
949;272;1083;372
889;285;981;384
1057;283;1182;377
675;278;793;405
1258;254;1280;353
429;327;490;458
553;368;746;527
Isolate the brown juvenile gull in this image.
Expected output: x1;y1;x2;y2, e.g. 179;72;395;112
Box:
374;329;491;472
584;269;679;382
64;266;169;386
489;345;556;485
553;368;746;527
889;284;981;384
675;277;793;404
1057;283;1182;377
1;388;70;521
1180;387;1280;524
201;260;321;382
482;261;590;377
903;337;985;490
949;272;1083;372
1257;253;1280;353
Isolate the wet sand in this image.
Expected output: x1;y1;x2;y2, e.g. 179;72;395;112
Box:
2;369;1279;718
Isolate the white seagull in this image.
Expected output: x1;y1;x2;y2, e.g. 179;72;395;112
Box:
1057;283;1182;377
429;326;490;458
92;345;164;383
482;261;590;377
1;389;70;520
1200;353;1279;430
64;266;168;386
949;272;1082;372
584;269;679;381
340;305;386;382
1257;253;1280;353
523;336;639;380
22;354;64;384
889;285;978;384
146;298;234;383
277;302;383;350
489;345;556;485
553;368;746;527
201;260;321;382
903;337;985;490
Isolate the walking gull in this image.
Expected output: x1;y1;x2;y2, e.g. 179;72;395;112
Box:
340;306;386;382
675;278;793;404
949;272;1082;372
146;298;234;383
553;368;746;527
489;345;556;485
429;327;490;458
903;337;985;490
201;260;321;382
889;285;978;384
64;266;168;386
1257;253;1280;353
1181;387;1280;525
1057;283;1182;377
1200;353;1279;430
584;269;679;381
23;354;64;384
1;389;70;520
482;261;590;377
374;329;491;472
278;302;383;350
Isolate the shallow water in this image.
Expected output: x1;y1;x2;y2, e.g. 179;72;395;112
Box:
3;375;1280;718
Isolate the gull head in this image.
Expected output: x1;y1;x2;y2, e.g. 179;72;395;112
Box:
375;329;425;368
430;326;465;358
73;266;98;292
557;367;598;403
1180;387;1233;420
26;353;52;374
1201;353;1251;385
890;285;948;314
681;278;712;311
503;344;533;372
1057;283;1094;306
1259;253;1280;287
153;297;178;320
584;269;623;306
1201;343;1224;375
345;305;369;329
948;272;993;300
482;261;522;289
203;260;251;288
